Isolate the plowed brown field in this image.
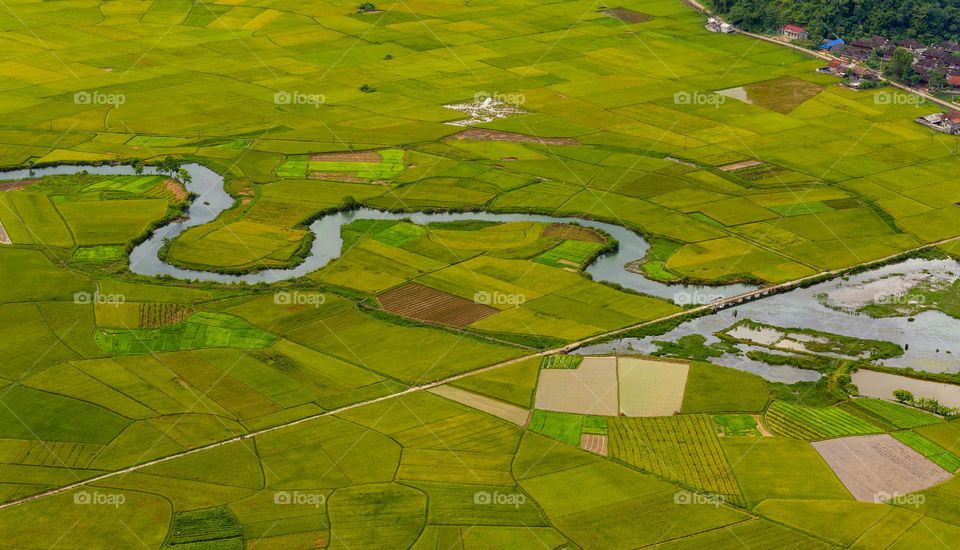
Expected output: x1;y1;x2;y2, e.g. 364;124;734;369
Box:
378;283;498;328
543;224;605;243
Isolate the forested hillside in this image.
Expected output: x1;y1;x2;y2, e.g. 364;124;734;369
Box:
712;0;960;43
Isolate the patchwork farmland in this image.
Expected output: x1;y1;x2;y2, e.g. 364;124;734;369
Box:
0;0;959;546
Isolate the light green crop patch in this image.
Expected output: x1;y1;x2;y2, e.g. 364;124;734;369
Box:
72;245;126;262
94;312;277;355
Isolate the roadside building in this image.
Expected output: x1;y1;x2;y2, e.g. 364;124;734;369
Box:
820;38;845;51
818;59;851;76
705;17;734;34
781;24;808;40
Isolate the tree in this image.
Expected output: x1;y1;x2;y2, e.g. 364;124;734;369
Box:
177;168;192;184
156;156;181;175
928;67;947;93
893;389;914;403
357;2;376;13
132;159;144;175
884;47;916;84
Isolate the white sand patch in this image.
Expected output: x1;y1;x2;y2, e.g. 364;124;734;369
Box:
813;434;951;502
429;385;530;426
853;370;960;408
823;271;955;311
718;159;762;171
717;86;752;104
0;220;9;245
443;98;526;126
534;356;619;415
727;325;783;346
774;339;808;352
617;357;689;416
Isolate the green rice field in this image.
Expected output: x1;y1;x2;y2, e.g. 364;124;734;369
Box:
0;0;958;545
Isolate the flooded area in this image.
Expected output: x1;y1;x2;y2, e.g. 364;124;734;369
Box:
853;370;960;407
580;258;960;383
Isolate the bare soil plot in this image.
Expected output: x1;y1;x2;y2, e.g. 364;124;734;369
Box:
812;434;952;502
160;178;188;201
580;434;608;456
853;370;960;408
743;77;824;114
310;150;382;162
449;128;579;145
534;356;619;416
718;159;762;172
753;415;774;437
307;172;365;182
0;221;9;245
0;179;38;191
600;8;653;23
378;283;498;328
429;385;530;426
543;224;605;243
617;357;689;416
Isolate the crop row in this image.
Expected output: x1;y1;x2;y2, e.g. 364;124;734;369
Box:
766;401;884;440
608;415;743;505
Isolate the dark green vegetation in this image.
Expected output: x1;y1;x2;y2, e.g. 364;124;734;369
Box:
713;0;960;43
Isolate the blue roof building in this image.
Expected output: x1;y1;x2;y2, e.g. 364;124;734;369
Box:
821;38;845;50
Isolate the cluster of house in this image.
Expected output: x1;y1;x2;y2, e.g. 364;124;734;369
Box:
916;111;960;134
827;36;960;87
705;17;733;34
816;59;877;88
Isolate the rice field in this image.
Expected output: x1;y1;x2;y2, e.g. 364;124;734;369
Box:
765;401;885;440
608;415;744;506
0;0;959;545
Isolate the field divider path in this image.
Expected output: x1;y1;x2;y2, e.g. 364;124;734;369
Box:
1;235;959;512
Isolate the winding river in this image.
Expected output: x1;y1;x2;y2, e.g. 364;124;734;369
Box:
5;163;960;384
0;163;753;301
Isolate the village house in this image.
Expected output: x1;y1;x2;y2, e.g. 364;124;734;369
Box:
820;38;845;51
817;59;851;76
705;17;733;34
916;111;960;134
781;24;808;40
897;39;925;53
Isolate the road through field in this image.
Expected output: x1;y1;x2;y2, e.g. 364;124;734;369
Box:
2;232;959;512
